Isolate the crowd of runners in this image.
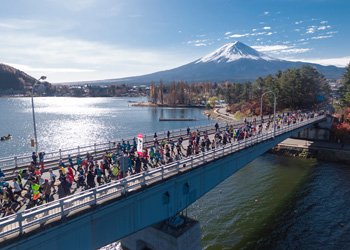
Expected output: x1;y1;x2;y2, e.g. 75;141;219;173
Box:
0;111;321;215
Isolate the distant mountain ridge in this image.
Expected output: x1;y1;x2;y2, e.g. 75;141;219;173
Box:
21;42;349;86
196;41;276;63
62;41;344;86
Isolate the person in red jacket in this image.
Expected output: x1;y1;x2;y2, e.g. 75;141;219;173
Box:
68;166;76;184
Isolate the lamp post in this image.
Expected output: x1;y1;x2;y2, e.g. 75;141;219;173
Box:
260;91;272;117
259;87;276;139
31;76;47;154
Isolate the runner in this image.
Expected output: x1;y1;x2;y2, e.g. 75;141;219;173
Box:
49;169;57;192
41;179;51;204
39;152;45;169
13;177;26;202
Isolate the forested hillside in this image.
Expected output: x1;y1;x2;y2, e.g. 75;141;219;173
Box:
0;63;36;90
215;65;331;114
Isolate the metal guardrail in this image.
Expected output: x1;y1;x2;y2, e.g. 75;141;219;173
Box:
0;117;263;171
0;115;325;239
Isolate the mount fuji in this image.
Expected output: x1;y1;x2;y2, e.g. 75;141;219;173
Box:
73;41;345;85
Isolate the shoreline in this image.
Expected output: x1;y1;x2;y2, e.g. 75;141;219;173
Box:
132;102;206;108
0;95;147;98
269;138;350;164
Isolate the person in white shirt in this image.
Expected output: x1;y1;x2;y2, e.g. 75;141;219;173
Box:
13;177;26;202
49;169;57;192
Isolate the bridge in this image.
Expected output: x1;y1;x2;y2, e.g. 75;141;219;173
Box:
0;119;250;177
0;115;326;250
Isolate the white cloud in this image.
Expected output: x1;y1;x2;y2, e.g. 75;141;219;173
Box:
187;39;207;44
277;48;310;54
251;32;266;36
0;18;43;31
311;35;333;40
252;45;291;52
295;29;300;32
225;31;232;35
320;21;328;24
318;25;331;30
327;31;338;34
0;31;185;82
283;57;350;67
266;32;273;36
298;39;305;42
227;31;270;39
305;25;329;33
263;12;269;15
306;26;317;34
295;21;303;24
252;29;257;32
194;43;207;47
252;45;311;55
229;33;250;38
4;63;96;73
263;27;271;30
0;23;21;29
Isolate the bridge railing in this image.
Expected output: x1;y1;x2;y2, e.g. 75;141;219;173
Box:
0;118;256;171
0;115;325;239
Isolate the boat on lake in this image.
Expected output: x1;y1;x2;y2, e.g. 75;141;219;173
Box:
1;134;12;141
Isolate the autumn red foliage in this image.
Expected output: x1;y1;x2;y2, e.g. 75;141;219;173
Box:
331;122;350;140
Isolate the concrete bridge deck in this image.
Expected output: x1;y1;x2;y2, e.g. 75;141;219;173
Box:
0;115;325;250
0;113;279;176
0;119;249;180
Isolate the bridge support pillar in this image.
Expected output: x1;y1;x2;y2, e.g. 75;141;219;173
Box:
121;216;201;250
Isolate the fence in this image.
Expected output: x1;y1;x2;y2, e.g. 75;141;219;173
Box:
0;115;325;239
0;116;267;171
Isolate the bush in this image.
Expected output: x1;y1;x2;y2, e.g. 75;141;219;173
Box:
331;122;350;141
234;111;244;120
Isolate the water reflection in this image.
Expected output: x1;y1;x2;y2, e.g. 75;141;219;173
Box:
0;97;211;157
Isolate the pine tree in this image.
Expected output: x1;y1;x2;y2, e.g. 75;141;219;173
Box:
339;63;350;99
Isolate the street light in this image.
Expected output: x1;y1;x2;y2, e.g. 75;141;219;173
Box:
260;91;271;117
259;87;276;139
31;76;47;154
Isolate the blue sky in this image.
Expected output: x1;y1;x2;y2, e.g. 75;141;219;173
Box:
0;0;349;83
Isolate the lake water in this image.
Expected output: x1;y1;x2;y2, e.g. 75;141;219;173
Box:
0;97;212;158
188;154;350;250
1;97;348;249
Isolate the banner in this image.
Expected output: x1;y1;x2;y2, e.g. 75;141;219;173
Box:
137;133;143;156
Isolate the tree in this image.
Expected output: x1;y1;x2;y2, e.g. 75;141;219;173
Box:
208;96;218;108
150;82;158;104
168;81;177;106
72;88;84;97
178;80;185;104
340;92;350;107
159;80;164;105
339;63;350;100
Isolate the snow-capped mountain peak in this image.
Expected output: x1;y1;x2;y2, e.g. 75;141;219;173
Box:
196;41;276;64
